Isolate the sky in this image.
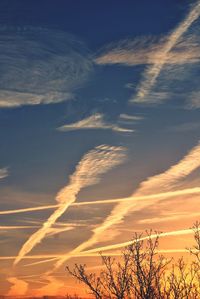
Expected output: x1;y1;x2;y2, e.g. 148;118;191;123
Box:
0;0;200;296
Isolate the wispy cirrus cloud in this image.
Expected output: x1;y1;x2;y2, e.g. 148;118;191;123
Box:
130;142;200;195
77;228;199;255
95;35;200;67
58;113;134;133
132;1;200;103
187;91;200;109
0;167;8;179
0;27;92;108
89;142;200;240
47;226;74;237
119;114;143;121
14;145;126;265
18;220;83;237
52;142;200;270
96;2;200;107
138;211;200;225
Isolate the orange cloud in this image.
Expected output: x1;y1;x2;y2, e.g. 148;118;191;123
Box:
7;277;28;296
32;276;65;297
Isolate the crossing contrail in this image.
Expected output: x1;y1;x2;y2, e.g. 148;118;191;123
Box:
52;142;200;270
1;187;200;215
132;1;200;102
0;227;197;261
14;145;126;265
79;228;199;255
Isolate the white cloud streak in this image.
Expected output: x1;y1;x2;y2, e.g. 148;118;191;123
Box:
58;113;134;133
0;227;197;261
0;27;92;107
119;114;144;121
0;225;39;230
187;91;200;109
0;167;9;179
132;1;200;102
95;35;200;67
79;228;199;255
1;187;200;215
47;226;74;237
52;142;200;270
14;145;126;265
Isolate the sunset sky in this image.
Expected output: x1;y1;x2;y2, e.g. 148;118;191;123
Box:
1;0;200;296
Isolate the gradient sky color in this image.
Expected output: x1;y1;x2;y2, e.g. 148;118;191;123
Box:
0;0;200;296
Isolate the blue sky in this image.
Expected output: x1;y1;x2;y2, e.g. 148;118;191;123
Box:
0;0;200;296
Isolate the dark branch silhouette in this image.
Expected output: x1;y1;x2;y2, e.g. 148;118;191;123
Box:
67;223;200;299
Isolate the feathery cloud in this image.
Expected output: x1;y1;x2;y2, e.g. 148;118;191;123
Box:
0;167;9;179
119;114;144;121
52;142;200;270
187;91;200;109
95;35;200;67
132;1;200;103
95;2;200;107
0;27;92;107
14;145;126;265
133;142;200;195
58;113;134;133
47;226;74;237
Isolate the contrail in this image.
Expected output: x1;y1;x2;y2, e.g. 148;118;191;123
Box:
1;187;200;215
0;226;196;261
23;247;193;268
0;226;39;230
138;211;200;224
79;228;199;255
0;255;62;260
0;254;118;261
52;142;200;270
0;205;58;215
133;1;200;102
14;145;126;265
0;229;196;274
